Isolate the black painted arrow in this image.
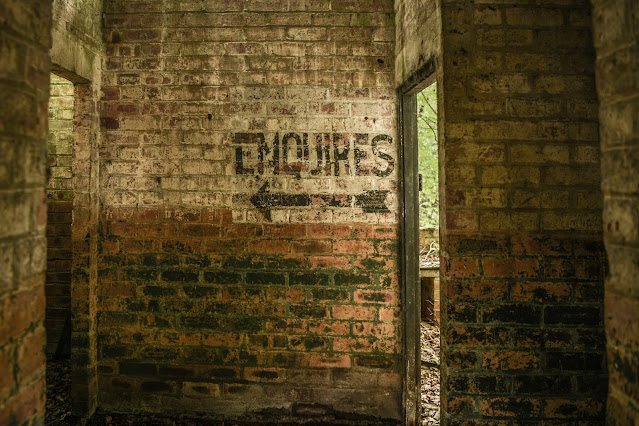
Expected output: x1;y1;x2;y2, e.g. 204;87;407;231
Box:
250;181;389;221
250;181;310;221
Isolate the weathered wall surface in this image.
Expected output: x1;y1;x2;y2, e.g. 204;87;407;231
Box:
591;0;639;423
439;0;607;423
51;0;103;81
0;1;51;424
49;0;104;416
46;74;75;355
98;1;400;421
394;0;441;86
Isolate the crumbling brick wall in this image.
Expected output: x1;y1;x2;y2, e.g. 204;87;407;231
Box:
98;1;401;421
46;74;75;355
439;0;607;423
591;1;639;423
0;1;52;424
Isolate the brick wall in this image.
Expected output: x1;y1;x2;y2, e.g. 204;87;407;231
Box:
51;0;103;80
98;1;401;421
46;74;75;355
591;1;639;423
395;0;441;86
0;1;52;424
439;0;607;423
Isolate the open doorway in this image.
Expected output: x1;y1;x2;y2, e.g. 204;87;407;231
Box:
46;72;77;423
45;64;99;419
416;82;440;425
400;63;440;426
46;73;75;358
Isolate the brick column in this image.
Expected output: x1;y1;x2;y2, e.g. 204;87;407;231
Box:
0;1;52;423
440;1;607;422
591;0;639;423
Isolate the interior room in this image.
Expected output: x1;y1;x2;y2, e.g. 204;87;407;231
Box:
0;0;637;424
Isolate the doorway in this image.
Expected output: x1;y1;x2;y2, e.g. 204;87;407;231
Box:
45;67;98;421
400;62;441;426
46;73;75;358
416;81;440;425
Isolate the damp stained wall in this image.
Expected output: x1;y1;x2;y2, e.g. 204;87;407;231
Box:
438;0;607;422
591;0;639;422
394;0;442;86
0;1;52;424
97;1;402;421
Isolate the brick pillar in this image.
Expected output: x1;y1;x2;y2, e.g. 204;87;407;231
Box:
0;0;52;423
440;1;607;422
591;0;639;423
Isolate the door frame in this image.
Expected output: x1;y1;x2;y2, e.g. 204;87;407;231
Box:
399;60;437;425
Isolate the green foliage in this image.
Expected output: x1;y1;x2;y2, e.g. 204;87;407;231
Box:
417;83;439;230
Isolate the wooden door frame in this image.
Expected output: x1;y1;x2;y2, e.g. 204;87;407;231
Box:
399;61;437;425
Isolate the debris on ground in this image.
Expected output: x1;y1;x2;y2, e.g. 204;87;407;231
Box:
46;357;79;425
421;320;440;425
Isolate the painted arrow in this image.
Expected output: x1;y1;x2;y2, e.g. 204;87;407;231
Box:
250;181;310;221
250;181;389;221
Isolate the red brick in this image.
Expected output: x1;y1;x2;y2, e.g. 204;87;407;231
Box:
333;240;375;255
291;240;332;254
224;224;263;238
510;235;571;256
543;398;605;418
247;240;290;254
446;211;479;231
479;397;542;417
0;349;11;399
181;224;221;237
309;256;351;269
446;257;479;277
244;368;286;382
511;281;571;302
333;337;374;353
308;320;350;335
307;224;351;239
17;326;45;383
379;307;400;322
353;290;396;305
482;258;539;278
352;322;397;339
482;351;540;371
138;224;179;238
263;224;306;238
266;288;306;303
332;305;376;320
308;354;351;368
447;279;509;301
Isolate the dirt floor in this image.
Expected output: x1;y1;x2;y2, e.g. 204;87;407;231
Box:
46;322;440;425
